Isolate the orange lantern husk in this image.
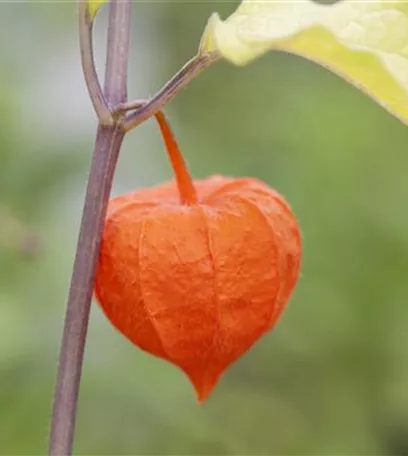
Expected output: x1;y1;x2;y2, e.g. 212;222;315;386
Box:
94;112;302;402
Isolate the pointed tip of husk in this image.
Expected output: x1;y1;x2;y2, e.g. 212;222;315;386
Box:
187;370;222;404
195;385;214;404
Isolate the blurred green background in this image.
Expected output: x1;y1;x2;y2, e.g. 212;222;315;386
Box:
2;2;408;455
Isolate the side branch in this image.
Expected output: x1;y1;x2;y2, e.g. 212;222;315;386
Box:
122;54;219;132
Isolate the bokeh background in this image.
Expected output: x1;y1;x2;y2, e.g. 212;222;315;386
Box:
2;1;408;454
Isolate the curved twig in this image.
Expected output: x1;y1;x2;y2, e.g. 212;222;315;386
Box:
79;0;113;126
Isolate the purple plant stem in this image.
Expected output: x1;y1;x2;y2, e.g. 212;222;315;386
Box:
48;1;131;454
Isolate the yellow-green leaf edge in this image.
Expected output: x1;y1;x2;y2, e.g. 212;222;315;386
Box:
201;1;408;126
88;0;107;20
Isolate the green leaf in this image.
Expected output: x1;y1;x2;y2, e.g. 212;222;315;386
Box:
88;0;107;20
200;0;408;126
